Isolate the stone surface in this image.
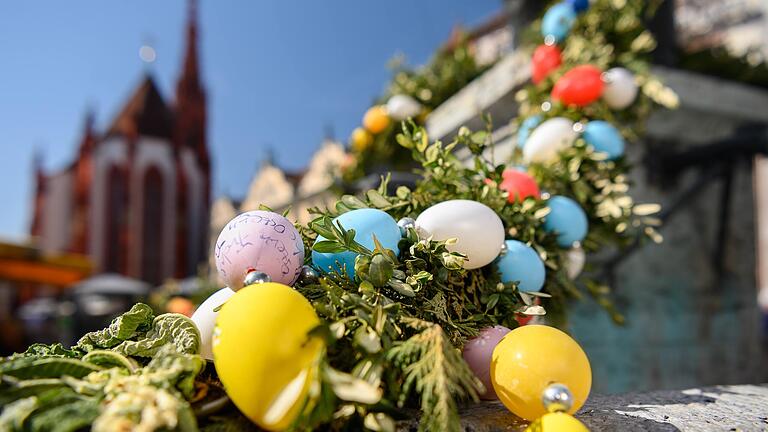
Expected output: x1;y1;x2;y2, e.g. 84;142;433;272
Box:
396;384;768;431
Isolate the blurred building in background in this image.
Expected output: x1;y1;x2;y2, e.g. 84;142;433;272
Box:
29;0;210;286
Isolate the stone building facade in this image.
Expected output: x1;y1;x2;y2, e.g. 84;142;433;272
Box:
30;0;210;285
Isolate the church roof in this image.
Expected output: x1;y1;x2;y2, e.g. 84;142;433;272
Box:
106;75;174;140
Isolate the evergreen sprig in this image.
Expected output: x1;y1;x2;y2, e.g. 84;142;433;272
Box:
387;317;482;432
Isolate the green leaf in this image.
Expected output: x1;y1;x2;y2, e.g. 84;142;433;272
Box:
76;303;154;352
486;294;500;310
312;240;347;254
82;350;138;372
27;399;100;432
16;343;80;359
354;327;382;354
0;397;37;431
341;195;368;209
367;254;394;287
111;313;201;358
387;279;416;298
396;133;413;149
0;357;102;380
425;144;440;163
310;217;336;240
325;367;382;404
366;190;391;208
415;131;429;152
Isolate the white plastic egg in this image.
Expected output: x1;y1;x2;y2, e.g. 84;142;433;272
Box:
191;287;235;360
522;117;578;164
386;94;422;121
415;200;505;269
602;67;638;110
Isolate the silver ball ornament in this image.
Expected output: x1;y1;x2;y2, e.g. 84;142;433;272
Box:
397;217;416;236
542;383;574;413
499;241;508;256
243;270;271;287
298;265;320;285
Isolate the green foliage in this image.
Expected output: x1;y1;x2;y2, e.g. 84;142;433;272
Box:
343;36;493;182
387;318;482;432
76;303;155;352
110;313;201;358
386;36;490;111
0;308;205;432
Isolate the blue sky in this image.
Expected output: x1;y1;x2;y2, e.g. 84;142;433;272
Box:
0;1;500;240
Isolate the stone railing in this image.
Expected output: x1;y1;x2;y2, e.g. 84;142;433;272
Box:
397;384;768;431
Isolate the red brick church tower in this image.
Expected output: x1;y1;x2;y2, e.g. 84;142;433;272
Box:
30;0;211;285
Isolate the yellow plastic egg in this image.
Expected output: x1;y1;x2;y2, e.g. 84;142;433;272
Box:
363;105;390;134
350;127;373;152
491;325;591;421
525;412;590;432
213;282;323;431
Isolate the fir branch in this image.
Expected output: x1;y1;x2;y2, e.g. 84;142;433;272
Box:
387;317;482;432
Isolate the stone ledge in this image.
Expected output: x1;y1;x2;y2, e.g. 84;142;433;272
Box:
396;384;768;431
424;50;768;143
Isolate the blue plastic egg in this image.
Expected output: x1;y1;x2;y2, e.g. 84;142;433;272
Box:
517;115;543;149
583;121;625;160
541;3;577;43
543;196;588;247
312;208;401;279
497;240;546;292
566;0;590;13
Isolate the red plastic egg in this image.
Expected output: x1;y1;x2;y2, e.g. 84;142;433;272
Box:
551;65;604;107
531;44;562;84
500;169;540;203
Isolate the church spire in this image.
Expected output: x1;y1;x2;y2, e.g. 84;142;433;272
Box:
175;0;207;161
180;0;200;91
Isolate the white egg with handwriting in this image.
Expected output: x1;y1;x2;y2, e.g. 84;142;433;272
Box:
192;287;235;360
415;200;505;269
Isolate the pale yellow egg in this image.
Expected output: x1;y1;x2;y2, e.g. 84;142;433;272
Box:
525;412;590;432
362;105;390;134
491;325;591;421
213;282;323;431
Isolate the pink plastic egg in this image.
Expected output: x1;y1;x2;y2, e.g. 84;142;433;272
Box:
462;325;512;400
214;211;305;289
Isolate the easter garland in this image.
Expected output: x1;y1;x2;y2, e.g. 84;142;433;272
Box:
0;1;679;431
343;36;490;182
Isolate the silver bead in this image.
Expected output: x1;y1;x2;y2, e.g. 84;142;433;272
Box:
572;122;584;133
541;191;551;200
243;270;271;286
298;265;319;285
542;383;573;413
499;241;508;256
541;101;552;112
397;217;416;236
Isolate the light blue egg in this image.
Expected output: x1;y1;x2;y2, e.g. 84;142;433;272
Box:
497;240;546;292
312;208;401;279
541;3;577;43
543;196;588;247
583;120;625;160
566;0;590;13
517;115;543;149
